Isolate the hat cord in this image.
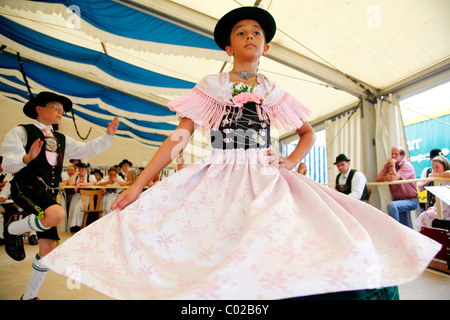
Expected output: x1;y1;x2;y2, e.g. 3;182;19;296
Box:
71;109;91;140
16;53;34;100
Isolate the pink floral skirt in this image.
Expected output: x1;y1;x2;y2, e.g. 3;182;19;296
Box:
42;148;440;299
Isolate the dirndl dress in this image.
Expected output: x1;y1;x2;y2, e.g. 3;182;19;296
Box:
42;73;440;300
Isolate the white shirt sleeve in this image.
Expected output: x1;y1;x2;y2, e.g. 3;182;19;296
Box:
0;181;11;198
1;124;114;174
418;167;430;192
349;171;367;200
61;171;69;182
64;134;114;160
1;126;28;174
0;172;13;183
98;176;109;184
88;174;97;184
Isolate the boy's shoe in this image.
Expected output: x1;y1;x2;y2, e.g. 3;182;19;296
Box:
28;234;38;245
4;222;26;261
21;295;39;300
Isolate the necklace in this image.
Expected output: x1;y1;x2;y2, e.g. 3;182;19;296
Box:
230;70;257;80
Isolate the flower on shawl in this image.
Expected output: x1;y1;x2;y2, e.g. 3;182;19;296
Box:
232;92;265;108
230;83;264;108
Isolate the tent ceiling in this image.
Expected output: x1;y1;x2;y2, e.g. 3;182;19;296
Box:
0;0;449;154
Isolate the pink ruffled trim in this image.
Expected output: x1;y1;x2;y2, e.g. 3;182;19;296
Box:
169;87;229;131
263;92;312;131
169;83;312;132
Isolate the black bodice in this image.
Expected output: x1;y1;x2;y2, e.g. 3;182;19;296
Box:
211;102;270;150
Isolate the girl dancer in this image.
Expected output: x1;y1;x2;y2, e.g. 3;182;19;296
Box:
42;7;439;300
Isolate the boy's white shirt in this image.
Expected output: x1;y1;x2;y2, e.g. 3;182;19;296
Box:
1;120;114;174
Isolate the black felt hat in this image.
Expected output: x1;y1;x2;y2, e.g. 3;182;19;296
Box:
214;6;276;51
91;169;104;178
23;91;72;119
334;154;351;164
427;149;442;159
75;162;90;169
119;159;133;167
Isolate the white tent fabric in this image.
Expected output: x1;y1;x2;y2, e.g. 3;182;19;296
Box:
325;108;362;184
0;0;449;168
374;93;409;212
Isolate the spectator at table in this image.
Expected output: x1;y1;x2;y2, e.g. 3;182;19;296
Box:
127;170;137;185
333;154;369;201
418;148;443;210
415;156;450;229
118;159;133;182
375;146;417;228
91;169;104;183
67;162;97;232
97;167;127;215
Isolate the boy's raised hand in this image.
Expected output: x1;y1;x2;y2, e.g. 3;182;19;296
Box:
107;116;120;136
23;138;44;164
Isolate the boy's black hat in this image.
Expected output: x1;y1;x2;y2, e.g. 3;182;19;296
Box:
23;91;72;119
214;6;276;51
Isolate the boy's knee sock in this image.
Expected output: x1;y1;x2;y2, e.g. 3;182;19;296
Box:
8;214;50;235
23;254;49;300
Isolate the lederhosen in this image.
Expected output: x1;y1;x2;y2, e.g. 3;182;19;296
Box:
10;124;66;240
336;169;369;201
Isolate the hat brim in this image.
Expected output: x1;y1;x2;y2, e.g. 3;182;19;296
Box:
23;92;72;119
214;6;276;51
334;155;351;164
119;160;133;167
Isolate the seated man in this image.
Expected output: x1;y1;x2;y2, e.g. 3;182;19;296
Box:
334;154;369;201
375;146;418;227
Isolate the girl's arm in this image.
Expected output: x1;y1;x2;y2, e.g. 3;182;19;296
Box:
112;117;195;210
113;178;129;187
96;180;110;186
77;181;96;187
74;178;96;192
266;121;316;170
68;172;79;186
431;170;450;179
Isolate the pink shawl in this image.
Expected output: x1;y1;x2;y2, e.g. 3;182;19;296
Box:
169;73;312;133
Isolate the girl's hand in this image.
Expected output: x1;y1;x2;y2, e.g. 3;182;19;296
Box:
265;150;296;170
429;172;440;178
111;184;141;211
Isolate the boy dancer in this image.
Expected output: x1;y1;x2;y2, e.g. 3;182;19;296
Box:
1;91;119;299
